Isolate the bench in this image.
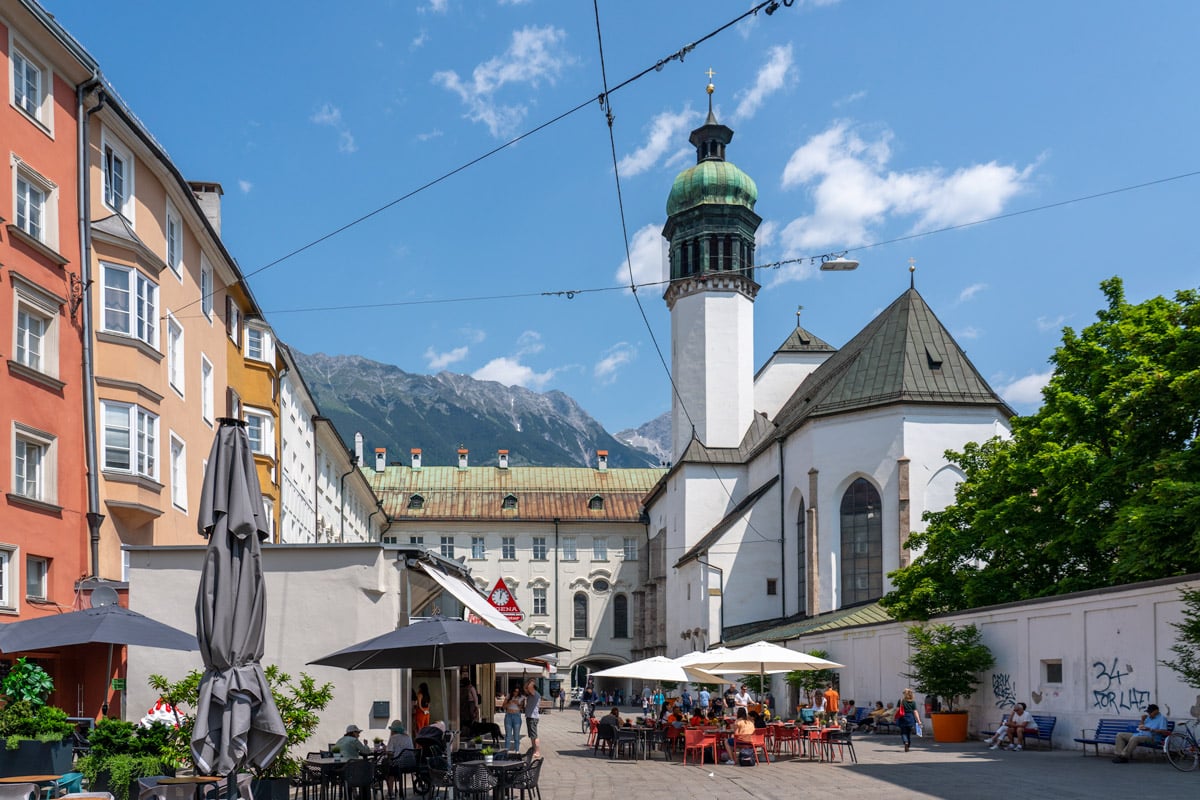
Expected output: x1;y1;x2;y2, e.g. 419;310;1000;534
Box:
979;713;1057;749
1074;718;1175;757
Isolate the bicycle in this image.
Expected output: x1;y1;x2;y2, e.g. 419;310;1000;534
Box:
1164;718;1199;772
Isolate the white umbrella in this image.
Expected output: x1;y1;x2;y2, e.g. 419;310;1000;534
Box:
591;656;724;684
686;641;844;707
673;647;735;667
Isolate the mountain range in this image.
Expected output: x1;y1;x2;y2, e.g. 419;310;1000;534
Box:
293;351;668;468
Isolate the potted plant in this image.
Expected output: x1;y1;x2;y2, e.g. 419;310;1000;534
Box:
76;718;174;800
903;623;995;742
150;666;332;800
480;746;494;764
0;658;76;777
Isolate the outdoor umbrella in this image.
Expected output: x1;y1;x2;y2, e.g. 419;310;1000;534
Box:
0;603;198;715
684;641;844;708
591;656;725;685
193;419;286;788
310;615;565;772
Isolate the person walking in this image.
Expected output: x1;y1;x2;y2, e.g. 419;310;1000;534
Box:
524;678;543;759
502;686;524;754
896;687;922;753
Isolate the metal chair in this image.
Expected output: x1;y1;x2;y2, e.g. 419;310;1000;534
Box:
593;724;616;757
507;757;542;800
614;728;641;760
342;759;380;800
825;729;858;763
451;765;496;800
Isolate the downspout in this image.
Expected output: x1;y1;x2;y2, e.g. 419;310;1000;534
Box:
552;518;560;652
698;558;724;643
777;435;787;619
78;79;104;578
338;457;357;542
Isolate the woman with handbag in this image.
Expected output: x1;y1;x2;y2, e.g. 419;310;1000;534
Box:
895;687;922;752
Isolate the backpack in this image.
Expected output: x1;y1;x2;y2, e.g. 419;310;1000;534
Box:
738;748;756;766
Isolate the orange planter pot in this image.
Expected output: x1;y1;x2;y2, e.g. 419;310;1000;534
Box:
930;712;970;742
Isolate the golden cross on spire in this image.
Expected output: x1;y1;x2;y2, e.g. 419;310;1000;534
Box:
706;68;716;81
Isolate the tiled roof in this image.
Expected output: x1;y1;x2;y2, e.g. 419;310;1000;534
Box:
675;475;780;567
370;465;665;522
722;602;894;646
773;324;836;354
772;288;1012;436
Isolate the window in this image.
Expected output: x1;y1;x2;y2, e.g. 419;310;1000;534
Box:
501;493;517;510
532;537;547;560
170;434;187;511
623;537;637;561
12;275;60;378
102;134;133;220
501;536;516;560
592;537;608;561
25;556;47;601
439;536;455;559
226;297;240;344
613;594;628;638
0;550;11;608
167;315;184;394
165;201;183;278
200;355;214;424
561;537;576;561
408;495;424;510
409;535;424;546
840;478;883;605
200;255;214;320
102;401;158;478
14;424;55;503
246;325;272;362
16;307;45;372
766;578;778;596
471;536;486;559
572;592;588;638
532;587;547;616
244;408;274;458
16;173;45;242
1043;660;1063;684
797;499;807;616
101;263;158;346
592;578;609;593
11;41;52;130
588;495;604;510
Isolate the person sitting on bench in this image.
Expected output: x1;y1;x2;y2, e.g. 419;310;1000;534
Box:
986;703;1038;751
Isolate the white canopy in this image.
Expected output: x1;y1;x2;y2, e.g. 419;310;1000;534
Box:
673;647;735;667
686;640;844;674
591;656;725;685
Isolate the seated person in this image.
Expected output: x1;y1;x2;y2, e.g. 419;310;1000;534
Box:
986;702;1038;750
689;711;706;727
385;720;415;797
669;712;686;730
749;710;767;729
598;706;623;730
841;700;857;718
860;701;887;731
335;724;372;760
724;708;757;762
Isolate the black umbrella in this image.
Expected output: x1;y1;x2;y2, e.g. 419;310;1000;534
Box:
0;603;198;716
193;419;286;786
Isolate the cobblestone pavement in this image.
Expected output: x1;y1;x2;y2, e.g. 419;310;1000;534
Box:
511;708;1197;800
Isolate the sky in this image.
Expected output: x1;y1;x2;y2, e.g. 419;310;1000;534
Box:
44;0;1200;434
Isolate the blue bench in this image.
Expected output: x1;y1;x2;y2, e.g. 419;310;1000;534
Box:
1073;718;1175;757
979;713;1057;749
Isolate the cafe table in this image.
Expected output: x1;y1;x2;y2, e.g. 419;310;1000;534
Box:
458;759;524;800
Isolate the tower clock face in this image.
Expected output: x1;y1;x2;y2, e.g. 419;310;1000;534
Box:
490;586;511;606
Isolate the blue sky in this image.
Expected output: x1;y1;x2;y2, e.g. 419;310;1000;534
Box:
47;0;1200;433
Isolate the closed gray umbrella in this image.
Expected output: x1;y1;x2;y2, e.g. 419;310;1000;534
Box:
193;419;286;779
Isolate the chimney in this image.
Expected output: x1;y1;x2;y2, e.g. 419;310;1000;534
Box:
458;448;469;469
498;450;509;469
354;433;364;467
597;450;608;472
375;448;386;472
188;181;224;235
411;448;422;470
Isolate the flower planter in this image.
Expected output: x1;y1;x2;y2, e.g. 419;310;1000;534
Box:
929;712;970;743
0;740;74;777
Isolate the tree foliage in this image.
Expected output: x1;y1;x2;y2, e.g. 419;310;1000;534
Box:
784;650;837;701
1162;587;1200;690
883;278;1200;618
902;624;995;712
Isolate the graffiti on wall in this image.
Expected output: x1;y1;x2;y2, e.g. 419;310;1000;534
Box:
1091;657;1151;713
992;672;1016;708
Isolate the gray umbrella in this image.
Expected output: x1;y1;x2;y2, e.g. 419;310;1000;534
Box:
193;419;286;780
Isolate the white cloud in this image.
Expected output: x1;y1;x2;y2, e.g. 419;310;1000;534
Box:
955;326;981;340
417;129;444;142
337;131;357;153
614;224;667;289
425;346;469;370
516;330;543;356
594;342;636;384
411;30;429;49
773;121;1034;283
421;0;448;14
756;220;779;249
311;103;357;153
432;25;572;137
472;357;555;389
833;90;867;108
460;326;487;344
957;283;987;303
1037;314;1067;333
734;44;793;121
617;108;698;177
1001;370;1052;406
237;179;253;194
498;0;532;5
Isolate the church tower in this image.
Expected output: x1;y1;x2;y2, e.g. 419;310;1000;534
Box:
663;79;762;460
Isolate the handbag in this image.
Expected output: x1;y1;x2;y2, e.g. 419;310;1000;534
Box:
894;703;906;720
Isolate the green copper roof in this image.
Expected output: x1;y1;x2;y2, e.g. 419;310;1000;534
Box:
666;160;758;217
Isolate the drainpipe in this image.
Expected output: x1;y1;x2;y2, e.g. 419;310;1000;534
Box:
777;435;788;619
552;518;560;650
698;558;724;643
78;78;104;578
338;456;358;542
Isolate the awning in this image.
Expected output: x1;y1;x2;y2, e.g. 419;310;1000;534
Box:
417;564;525;636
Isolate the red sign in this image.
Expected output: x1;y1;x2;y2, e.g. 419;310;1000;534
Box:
486;579;524;622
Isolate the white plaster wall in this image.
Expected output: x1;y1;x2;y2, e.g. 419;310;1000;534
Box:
753;351;829;420
278;370;317;543
762;576;1199;748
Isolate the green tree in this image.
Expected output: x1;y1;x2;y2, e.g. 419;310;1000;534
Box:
883;278;1200;619
784;650;836;708
1162;587;1200;690
902;623;995;712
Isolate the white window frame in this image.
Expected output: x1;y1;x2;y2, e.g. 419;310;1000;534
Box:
561;537;576;561
25;556;47;601
245;323;273;363
0;549;12;609
470;536;486;559
167;313;184;396
244;407;274;458
101;400;158;479
200;253;214;321
101;129;134;223
12;157;59;249
439;536;455;560
501;536;516;560
532;536;547;560
623;536;638;561
13;423;56;504
9;34;54;134
169;433;187;512
165;199;183;279
227;298;240;343
11;275;61;378
532;587;547;616
100;262;158;347
200;354;214;425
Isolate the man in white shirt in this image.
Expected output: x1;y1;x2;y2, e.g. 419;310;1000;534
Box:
986;703;1038;751
734;685;753;711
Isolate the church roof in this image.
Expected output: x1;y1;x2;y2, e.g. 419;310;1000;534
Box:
721;602;894;646
666;159;758;217
674;475;780;568
773;324;837;354
771;287;1012;436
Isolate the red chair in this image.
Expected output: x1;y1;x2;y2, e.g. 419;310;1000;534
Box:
734;730;771;765
586;717;599;747
683;729;717;766
665;725;684;754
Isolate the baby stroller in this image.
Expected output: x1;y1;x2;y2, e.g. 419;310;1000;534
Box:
412;725;453;796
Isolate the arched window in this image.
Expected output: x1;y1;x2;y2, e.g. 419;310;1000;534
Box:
840;478;883;604
613;594;628;638
796;499;807;615
588;495;604;511
573;592;589;638
722;235;733;270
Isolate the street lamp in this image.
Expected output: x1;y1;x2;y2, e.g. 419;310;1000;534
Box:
820;254;859;271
